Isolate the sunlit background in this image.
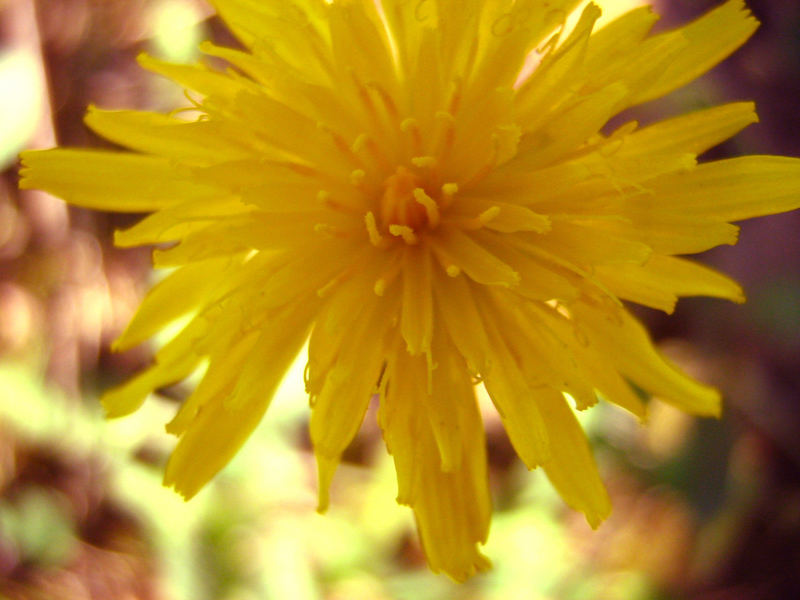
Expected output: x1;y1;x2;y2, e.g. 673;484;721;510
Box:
2;0;800;598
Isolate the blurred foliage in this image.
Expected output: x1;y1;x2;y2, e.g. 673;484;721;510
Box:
1;0;800;598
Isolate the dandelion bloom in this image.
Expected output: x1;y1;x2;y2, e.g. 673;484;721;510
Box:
20;0;800;580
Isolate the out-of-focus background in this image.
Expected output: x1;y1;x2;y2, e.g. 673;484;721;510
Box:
1;0;799;598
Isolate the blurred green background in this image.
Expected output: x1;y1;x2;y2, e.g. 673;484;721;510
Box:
1;1;799;598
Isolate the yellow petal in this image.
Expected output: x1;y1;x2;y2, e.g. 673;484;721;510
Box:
113;197;250;247
310;294;395;509
584;24;687;109
209;0;330;81
400;245;434;355
447;196;551;233
595;255;745;313
327;1;396;95
380;0;437;83
114;257;241;351
624;102;758;158
471;231;580;303
583;6;659;75
528;302;647;419
305;260;390;395
138;53;245;102
430;227;519;288
515;2;601;131
432;0;481;79
223;90;358;174
515;82;628;170
164;299;316;499
433;271;490;373
425;336;469;472
224;310;317;413
150;222;258;267
193;158;333;200
630;0;758;106
539;388;611;528
573;300;721;416
378;346;491;582
471;0;584;95
19;149;219;212
494;296;597;410
647;156;800;222
165;330;257;436
164;391;266;499
598;213;740;255
536;220;652;267
84;106;250;164
102;317;206;418
480;314;551;468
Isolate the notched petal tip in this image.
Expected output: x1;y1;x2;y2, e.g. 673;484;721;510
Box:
17;149;48;189
82;102;99;122
163;467;201;502
585;497;612;530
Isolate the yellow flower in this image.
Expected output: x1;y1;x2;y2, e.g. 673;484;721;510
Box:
19;0;800;580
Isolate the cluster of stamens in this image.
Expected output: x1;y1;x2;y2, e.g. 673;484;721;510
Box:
363;165;455;247
306;74;518;302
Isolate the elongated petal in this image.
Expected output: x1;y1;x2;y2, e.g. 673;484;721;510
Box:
433;272;490;373
164;299;316;499
113;198;250;247
623;102;758;158
84;107;251;163
480;310;551;468
310;293;396;510
102;317;206;418
630;0;758;106
597;213;740;255
19;149;220;212
379;344;491;581
471;230;581;303
209;0;329;73
573;300;721;416
515;83;628;170
401;246;434;355
527;302;647;419
539;388;611;528
515;2;601;130
138;53;245;101
447;196;551;233
113;257;242;351
595;255;745;313
470;0;584;95
583;6;659;76
648;156;800;222
430;227;520;288
535;220;653;267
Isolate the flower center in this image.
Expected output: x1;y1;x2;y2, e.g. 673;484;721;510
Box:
372;166;442;246
380;166;429;231
364;166;459;248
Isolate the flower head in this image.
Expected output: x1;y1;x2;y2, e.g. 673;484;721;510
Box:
20;0;800;580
